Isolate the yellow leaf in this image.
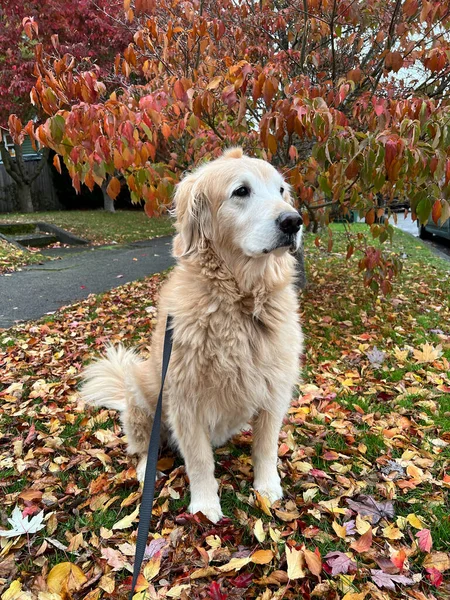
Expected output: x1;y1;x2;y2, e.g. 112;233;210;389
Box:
319;498;346;515
251;549;274;565
143;555;161;582
393;346;409;362
406;513;425;529
218;556;251;572
47;563;87;594
205;535;221;549
303;488;318;503
382;525;403;540
2;580;31;600
112;505;140;530
190;567;218;579
342;593;366;600
254;518;266;543
413;343;443;363
286;546;306;580
423;551;450;572
294;461;313;474
99;575;115;594
332;521;347;539
254;491;272;516
355;514;372;535
166;585;191;598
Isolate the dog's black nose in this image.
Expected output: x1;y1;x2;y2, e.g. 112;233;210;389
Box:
277;212;302;235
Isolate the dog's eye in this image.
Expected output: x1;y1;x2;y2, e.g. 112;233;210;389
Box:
232;186;250;197
280;187;285;195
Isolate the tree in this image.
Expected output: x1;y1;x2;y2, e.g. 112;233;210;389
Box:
0;0;126;212
9;0;450;290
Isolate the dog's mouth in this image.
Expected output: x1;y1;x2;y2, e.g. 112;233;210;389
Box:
262;234;298;255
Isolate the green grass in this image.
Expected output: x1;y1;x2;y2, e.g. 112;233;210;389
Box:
0;210;174;245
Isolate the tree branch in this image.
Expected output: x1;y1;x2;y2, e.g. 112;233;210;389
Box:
29;147;50;183
0;139;22;184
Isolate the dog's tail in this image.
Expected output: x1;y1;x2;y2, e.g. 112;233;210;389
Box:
80;346;147;412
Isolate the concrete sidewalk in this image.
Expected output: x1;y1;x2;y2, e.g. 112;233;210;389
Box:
0;236;175;329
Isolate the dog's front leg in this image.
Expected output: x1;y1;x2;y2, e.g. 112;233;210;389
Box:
252;409;284;503
175;421;223;523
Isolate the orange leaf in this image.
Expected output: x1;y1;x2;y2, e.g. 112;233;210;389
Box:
432;200;442;225
365;209;375;226
161;123;171;139
350;528;373;553
53;154;62;174
106;177;121;200
18;489;43;502
251;550;274;565
304;548;322;576
385;51;403;72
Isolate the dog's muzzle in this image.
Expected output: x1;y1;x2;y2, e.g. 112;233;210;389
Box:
277;211;303;235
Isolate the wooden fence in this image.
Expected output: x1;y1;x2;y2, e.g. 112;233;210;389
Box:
0;158;63;213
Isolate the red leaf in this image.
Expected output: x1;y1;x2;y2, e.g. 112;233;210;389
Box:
208;581;228;600
416;528;433;553
426;567;443;587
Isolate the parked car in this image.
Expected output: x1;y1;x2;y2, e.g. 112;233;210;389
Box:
418;218;450;241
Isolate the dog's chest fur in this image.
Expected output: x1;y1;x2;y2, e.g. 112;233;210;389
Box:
165;257;302;444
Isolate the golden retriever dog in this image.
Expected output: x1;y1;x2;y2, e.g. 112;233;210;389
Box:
81;148;303;523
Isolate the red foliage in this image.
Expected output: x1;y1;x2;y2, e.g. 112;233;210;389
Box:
0;0;126;126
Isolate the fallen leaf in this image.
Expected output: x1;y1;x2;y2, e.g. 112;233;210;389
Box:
286;546;306;580
370;569;414;590
416;528;433;552
350;528;373;552
47;562;87;593
111;505;139;530
0;506;45;538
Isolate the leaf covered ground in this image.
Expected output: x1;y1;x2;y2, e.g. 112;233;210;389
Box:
0;239;44;274
0;227;449;600
0;211;174;246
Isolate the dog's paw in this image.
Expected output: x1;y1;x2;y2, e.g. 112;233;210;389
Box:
189;498;223;523
254;478;283;504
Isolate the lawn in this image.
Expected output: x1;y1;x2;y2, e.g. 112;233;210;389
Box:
0;210;175;245
0;238;45;274
0;226;449;599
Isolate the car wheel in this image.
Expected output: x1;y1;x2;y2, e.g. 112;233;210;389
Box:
419;225;431;240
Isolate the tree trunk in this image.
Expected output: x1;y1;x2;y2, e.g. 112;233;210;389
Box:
16;183;34;213
101;179;116;213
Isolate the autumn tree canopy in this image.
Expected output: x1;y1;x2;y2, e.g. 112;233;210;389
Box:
8;0;450;290
0;0;126;212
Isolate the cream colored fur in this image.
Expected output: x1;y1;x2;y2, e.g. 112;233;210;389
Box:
81;148;303;523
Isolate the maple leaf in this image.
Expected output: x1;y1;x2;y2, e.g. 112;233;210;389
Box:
413;343;443;363
416;528;433;552
366;346;386;368
347;495;395;524
0;506;45;538
324;551;357;576
370;569;414;590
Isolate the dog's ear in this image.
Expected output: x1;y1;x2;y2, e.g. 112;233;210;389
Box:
172;174;212;258
223;147;244;159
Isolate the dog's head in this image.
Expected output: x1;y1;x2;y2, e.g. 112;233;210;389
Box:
173;147;303;259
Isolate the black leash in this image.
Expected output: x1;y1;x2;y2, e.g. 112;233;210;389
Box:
129;315;173;599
